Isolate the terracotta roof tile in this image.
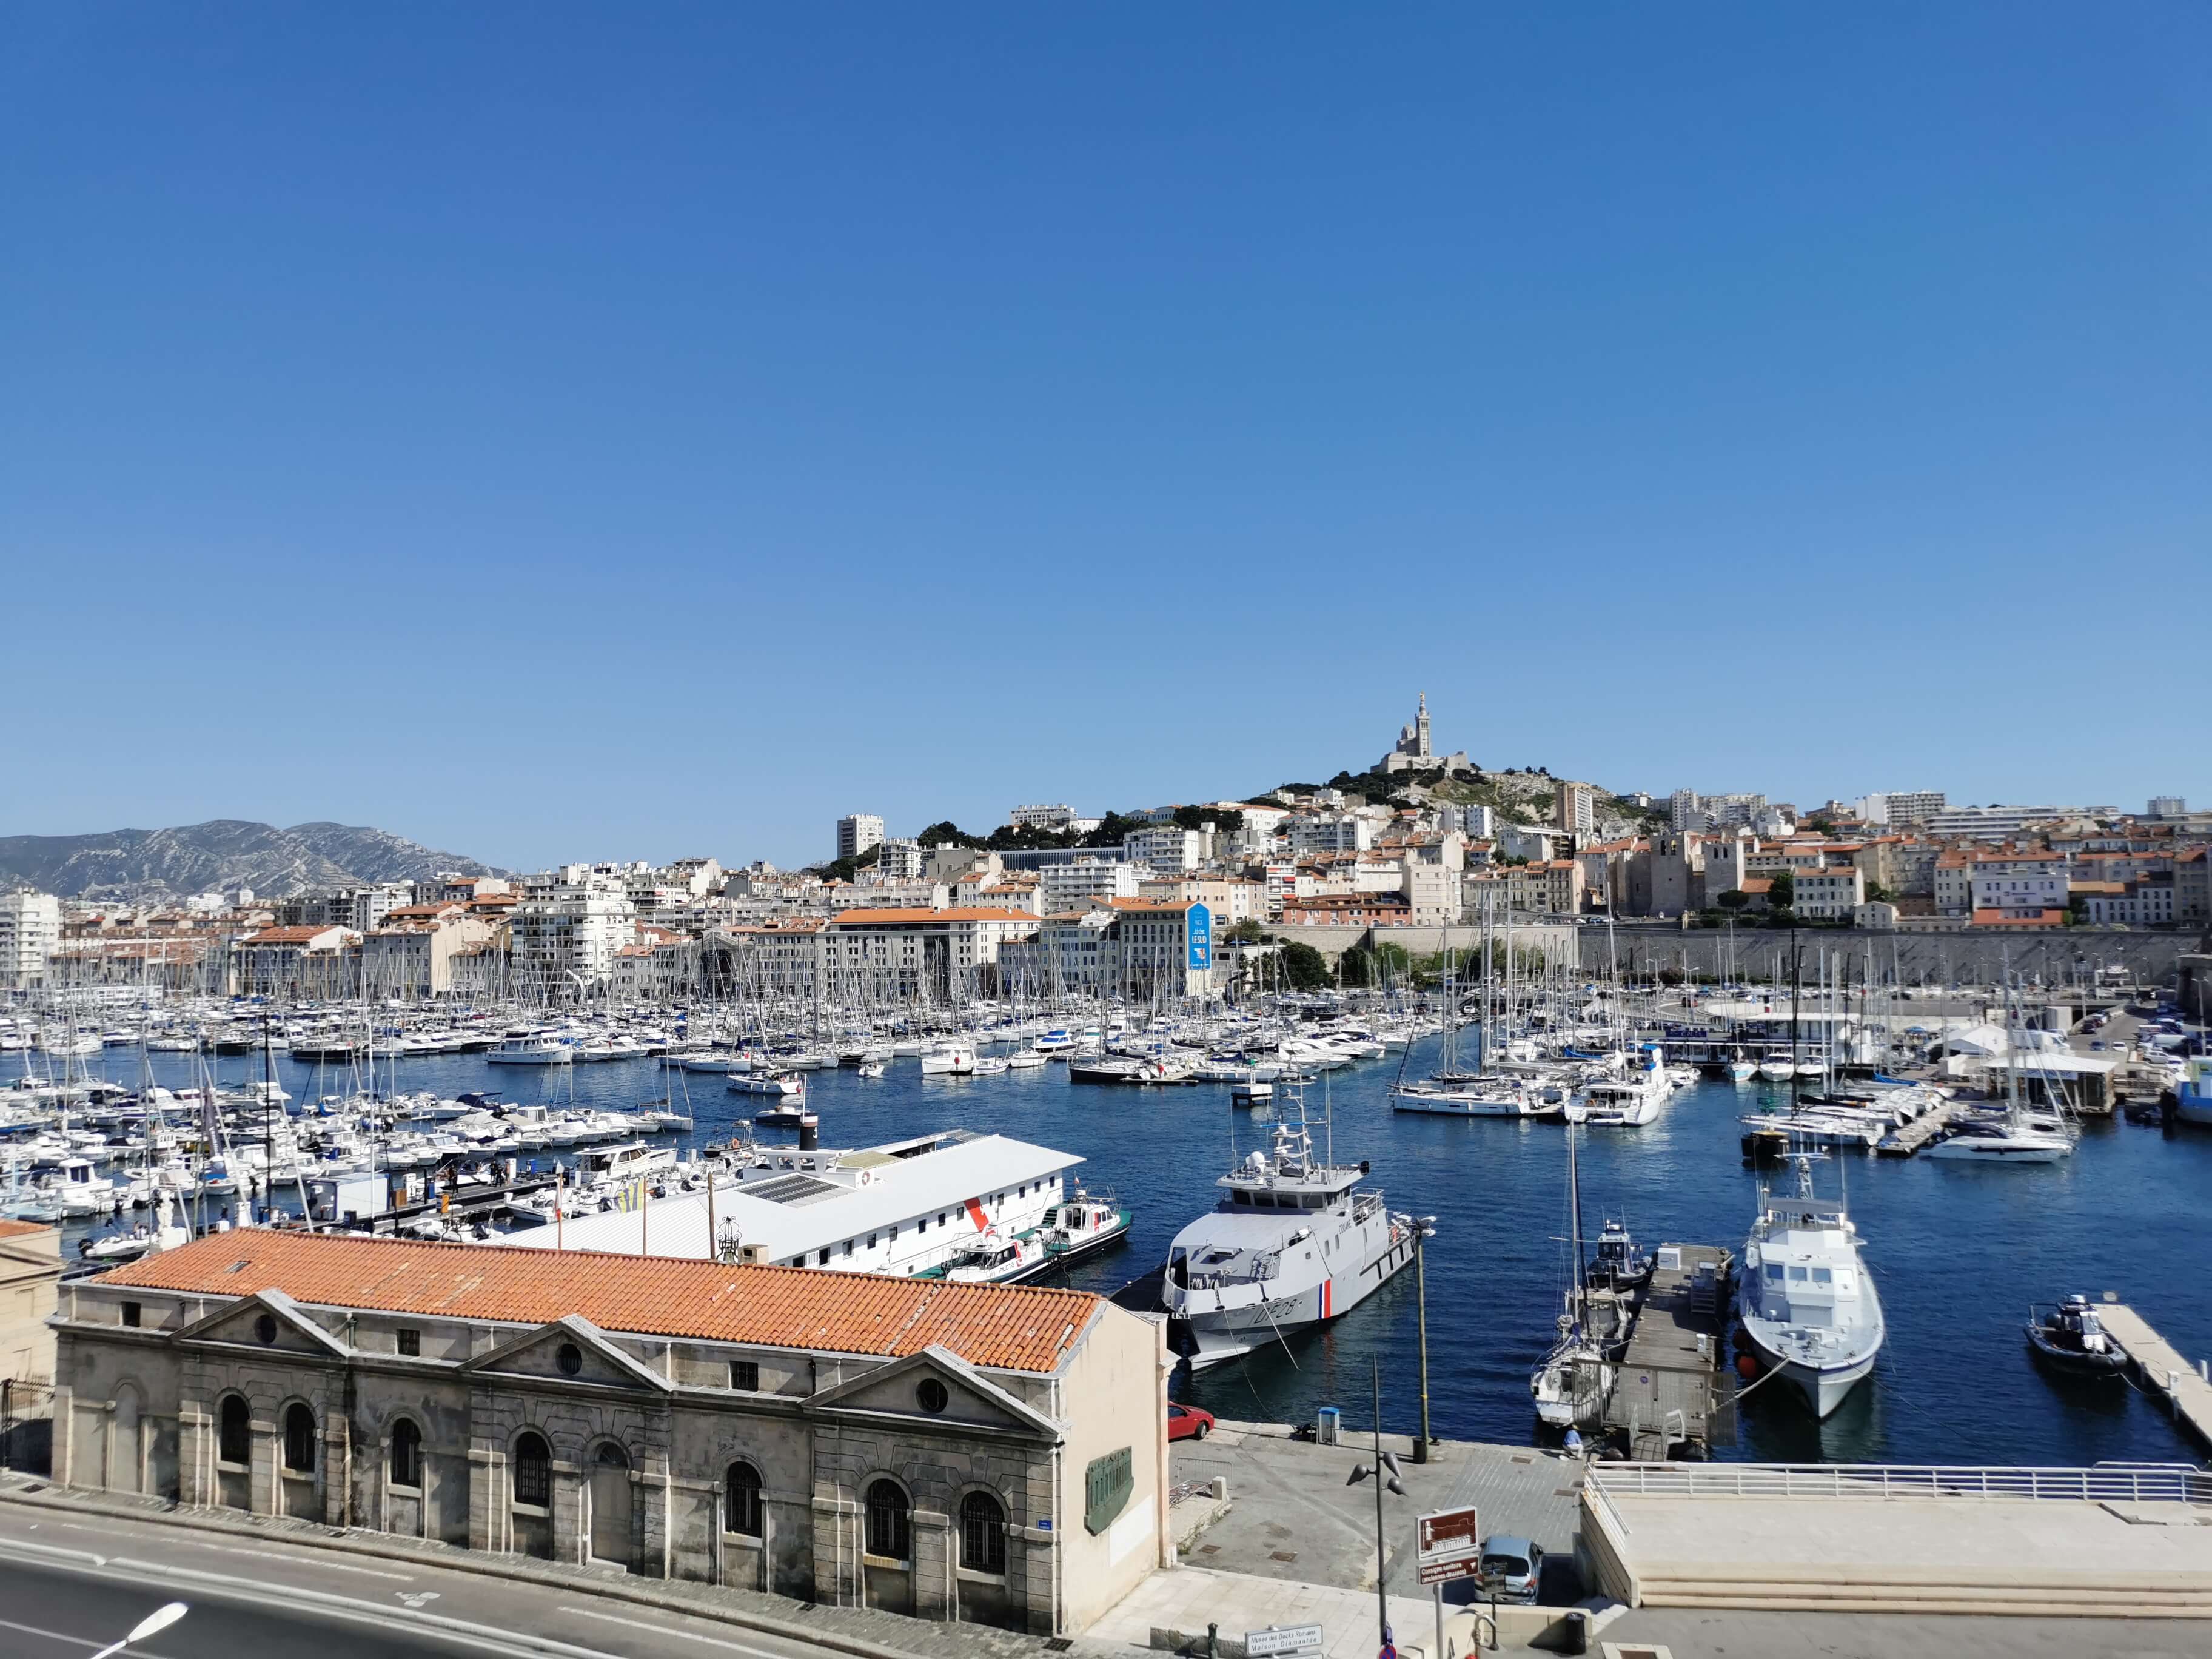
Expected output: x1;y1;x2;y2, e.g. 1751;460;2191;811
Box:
0;1217;53;1239
97;1231;1099;1374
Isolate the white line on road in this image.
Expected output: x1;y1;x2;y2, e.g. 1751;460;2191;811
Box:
558;1604;803;1659
52;1520;417;1579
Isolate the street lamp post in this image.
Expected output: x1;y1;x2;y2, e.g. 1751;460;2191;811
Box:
1347;1356;1406;1651
1412;1216;1437;1464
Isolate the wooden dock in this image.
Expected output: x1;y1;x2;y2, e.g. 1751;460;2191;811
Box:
1601;1243;1734;1460
2098;1301;2212;1450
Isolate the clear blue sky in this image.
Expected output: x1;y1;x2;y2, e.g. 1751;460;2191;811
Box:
4;5;2205;871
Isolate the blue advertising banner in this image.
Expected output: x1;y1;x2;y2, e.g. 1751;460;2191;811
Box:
1187;903;1212;971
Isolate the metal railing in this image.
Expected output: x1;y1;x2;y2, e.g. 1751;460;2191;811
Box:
1588;1461;2212;1506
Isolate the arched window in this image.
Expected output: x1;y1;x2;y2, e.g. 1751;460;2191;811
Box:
390;1419;422;1490
959;1490;1007;1575
725;1461;763;1537
864;1478;910;1561
512;1432;552;1509
282;1403;315;1474
217;1395;251;1466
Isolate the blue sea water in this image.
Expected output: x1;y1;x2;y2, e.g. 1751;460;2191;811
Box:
53;1036;2212;1466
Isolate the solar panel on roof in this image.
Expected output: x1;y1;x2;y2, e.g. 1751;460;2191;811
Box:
743;1173;844;1206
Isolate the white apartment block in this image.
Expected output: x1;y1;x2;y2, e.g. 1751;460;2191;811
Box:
2079;877;2176;927
836;813;885;862
1969;871;2069;915
1136;875;1265;928
2148;795;2188;819
874;837;926;880
1040;857;1140;916
1121;826;1203;874
1926;805;2060;841
1792;866;1865;920
1441;803;1495;840
1554;782;1597;834
1858;790;1946;828
508;871;635;995
1287;814;1375;856
1007;804;1078;830
0;889;63;988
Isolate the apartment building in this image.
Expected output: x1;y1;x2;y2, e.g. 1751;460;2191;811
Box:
2077;877;2177;928
0;888;63;988
836;813;886;862
1039;858;1139;916
823;908;1041;1001
1121;827;1204;874
508;869;636;995
1792;866;1866;920
233;925;360;999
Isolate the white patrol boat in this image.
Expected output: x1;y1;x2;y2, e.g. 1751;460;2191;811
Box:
1162;1085;1419;1370
1736;1152;1885;1416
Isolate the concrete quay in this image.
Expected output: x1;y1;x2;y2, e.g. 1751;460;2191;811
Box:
2100;1301;2212;1452
1583;1463;2212;1619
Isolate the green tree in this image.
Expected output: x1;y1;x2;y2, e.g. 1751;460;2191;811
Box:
916;820;983;849
1223;919;1269;944
1277;941;1332;990
1864;880;1898;904
1767;871;1795;908
1715;888;1749;911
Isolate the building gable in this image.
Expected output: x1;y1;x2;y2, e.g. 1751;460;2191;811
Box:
176;1287;352;1360
461;1313;674;1393
809;1342;1061;1441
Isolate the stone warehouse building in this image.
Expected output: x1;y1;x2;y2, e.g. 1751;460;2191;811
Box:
53;1232;1169;1634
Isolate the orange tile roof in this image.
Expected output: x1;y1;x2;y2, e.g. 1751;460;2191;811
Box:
95;1230;1101;1374
243;925;349;945
0;1217;53;1239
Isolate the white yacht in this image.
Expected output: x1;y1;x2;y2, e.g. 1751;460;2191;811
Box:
1736;1155;1885;1416
1162;1091;1419;1370
486;1031;574;1066
920;1042;976;1076
1574;1045;1670;1127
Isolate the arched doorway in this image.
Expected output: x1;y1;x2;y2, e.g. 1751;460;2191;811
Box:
111;1386;142;1495
215;1393;251;1510
511;1431;554;1560
588;1443;632;1569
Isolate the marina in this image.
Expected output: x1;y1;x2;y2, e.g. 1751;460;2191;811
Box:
5;994;2210;1470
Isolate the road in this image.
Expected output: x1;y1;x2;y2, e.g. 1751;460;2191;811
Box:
0;1498;845;1659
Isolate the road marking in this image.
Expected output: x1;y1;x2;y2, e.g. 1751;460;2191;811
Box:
50;1520;414;1579
0;1614;106;1652
398;1589;443;1607
560;1603;797;1659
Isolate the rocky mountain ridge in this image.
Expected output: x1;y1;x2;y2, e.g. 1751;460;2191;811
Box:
0;820;501;902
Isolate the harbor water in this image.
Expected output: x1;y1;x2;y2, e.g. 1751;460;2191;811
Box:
44;1034;2212;1467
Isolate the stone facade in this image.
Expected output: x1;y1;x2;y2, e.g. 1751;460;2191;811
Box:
50;1250;1168;1635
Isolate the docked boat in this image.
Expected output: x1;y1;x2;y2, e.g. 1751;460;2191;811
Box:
1588;1216;1651;1291
486;1031;574;1066
1735;1153;1885;1417
1038;1189;1132;1266
728;1072;804;1097
920;1042;977;1076
752;1101;811;1128
2025;1295;2127;1376
1530;1127;1612;1429
856;1061;887;1079
1161;1087;1420;1370
1726;1059;1758;1084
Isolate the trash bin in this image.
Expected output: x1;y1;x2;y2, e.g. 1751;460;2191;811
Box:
1556;1609;1588;1656
1316;1406;1341;1446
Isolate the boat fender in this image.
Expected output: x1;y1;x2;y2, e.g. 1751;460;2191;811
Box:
1735;1354;1759;1380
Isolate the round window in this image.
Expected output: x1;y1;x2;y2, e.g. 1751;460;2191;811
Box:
557;1342;583;1376
916;1377;949;1414
255;1313;278;1345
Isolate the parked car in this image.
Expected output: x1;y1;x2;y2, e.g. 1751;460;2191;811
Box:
1476;1535;1544;1604
1167;1403;1215;1442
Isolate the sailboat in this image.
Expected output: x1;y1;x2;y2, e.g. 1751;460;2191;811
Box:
1925;972;2077;1163
1390;911;1553;1116
1530;1123;1613;1428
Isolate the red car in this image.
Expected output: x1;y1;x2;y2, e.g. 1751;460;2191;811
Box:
1167;1403;1215;1442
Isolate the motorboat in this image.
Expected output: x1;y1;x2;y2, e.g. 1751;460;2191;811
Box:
1727;1060;1758;1084
1006;1048;1047;1070
1038;1188;1132;1266
728;1072;803;1097
856;1061;887;1079
1588;1217;1651;1291
1923;1116;2074;1163
920;1042;976;1076
1736;1153;1885;1417
2025;1295;2127;1376
487;1031;574;1066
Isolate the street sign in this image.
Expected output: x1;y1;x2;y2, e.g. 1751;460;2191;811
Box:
1414;1504;1482;1586
1244;1624;1324;1658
